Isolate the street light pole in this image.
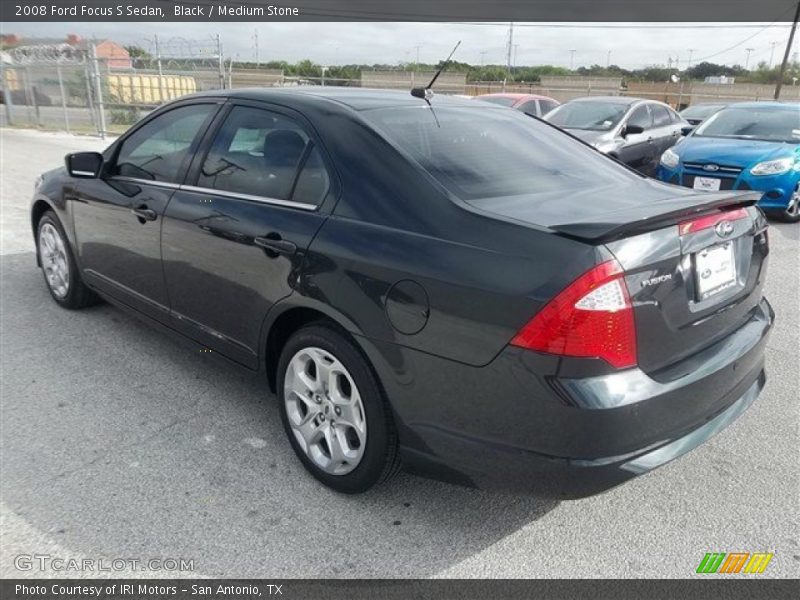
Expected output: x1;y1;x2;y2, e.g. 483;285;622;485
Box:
775;0;800;99
745;47;755;70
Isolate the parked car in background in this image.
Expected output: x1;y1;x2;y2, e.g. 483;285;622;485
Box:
475;93;560;117
680;102;728;127
545;96;688;176
31;89;772;497
658;102;800;222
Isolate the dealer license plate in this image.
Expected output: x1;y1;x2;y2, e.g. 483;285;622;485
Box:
695;242;736;300
693;176;721;191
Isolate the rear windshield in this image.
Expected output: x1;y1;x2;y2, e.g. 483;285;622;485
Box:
694;106;800;143
476;96;516;107
545;101;629;131
680;104;726;120
362;105;634;202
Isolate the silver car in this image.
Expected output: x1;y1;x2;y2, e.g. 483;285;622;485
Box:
545;96;689;176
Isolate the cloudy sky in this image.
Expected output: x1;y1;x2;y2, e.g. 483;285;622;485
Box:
5;21;798;69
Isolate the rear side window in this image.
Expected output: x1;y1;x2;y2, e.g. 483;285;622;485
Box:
651;105;672;127
363;106;632;202
113;104;214;183
198;105;329;205
627;105;652;130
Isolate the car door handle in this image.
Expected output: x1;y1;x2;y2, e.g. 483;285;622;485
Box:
254;235;297;256
131;206;157;222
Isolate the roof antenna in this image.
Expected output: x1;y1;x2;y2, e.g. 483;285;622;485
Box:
411;40;461;102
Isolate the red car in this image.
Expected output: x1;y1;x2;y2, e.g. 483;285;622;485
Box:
475;93;560;117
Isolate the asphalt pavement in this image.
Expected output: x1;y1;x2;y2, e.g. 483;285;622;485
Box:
0;128;798;578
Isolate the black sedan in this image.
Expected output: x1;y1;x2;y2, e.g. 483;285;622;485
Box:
31;88;772;497
680;102;728;127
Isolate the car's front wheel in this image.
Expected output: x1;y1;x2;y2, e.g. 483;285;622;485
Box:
277;324;400;493
37;210;98;309
775;183;800;223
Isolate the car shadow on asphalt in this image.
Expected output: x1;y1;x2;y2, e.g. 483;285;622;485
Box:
0;252;558;578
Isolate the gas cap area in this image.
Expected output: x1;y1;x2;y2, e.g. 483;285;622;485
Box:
385;280;430;335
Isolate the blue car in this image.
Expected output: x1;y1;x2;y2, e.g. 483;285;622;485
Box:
657;102;800;222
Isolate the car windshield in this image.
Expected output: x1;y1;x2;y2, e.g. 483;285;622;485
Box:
681;104;726;120
545;101;629;131
693;106;800;143
477;96;516;107
362;105;633;202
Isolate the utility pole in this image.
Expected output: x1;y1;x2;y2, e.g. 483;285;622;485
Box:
414;45;421;71
687;48;696;68
769;40;779;68
216;34;225;89
606;50;612;68
775;0;800;99
506;22;514;80
745;47;755;70
502;22;514;91
253;29;259;68
513;44;519;72
569;49;576;70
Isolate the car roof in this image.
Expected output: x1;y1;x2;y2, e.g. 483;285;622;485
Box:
477;93;556;101
568;96;640;105
723;101;800;110
184;86;477;111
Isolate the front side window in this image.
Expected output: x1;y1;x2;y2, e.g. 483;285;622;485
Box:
363;105;633;203
113;104;214;183
545;101;629;131
539;99;559;115
198;105;329;205
516;101;540;116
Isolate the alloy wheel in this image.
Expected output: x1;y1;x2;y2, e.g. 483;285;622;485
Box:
283;347;367;475
787;184;800;219
38;222;70;298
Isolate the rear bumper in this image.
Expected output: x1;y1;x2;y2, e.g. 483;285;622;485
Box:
375;297;773;498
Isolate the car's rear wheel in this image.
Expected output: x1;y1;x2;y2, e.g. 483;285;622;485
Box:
277;324;400;493
37;211;98;309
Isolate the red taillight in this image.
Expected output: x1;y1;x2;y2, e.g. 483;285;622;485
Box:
678;208;748;236
511;260;637;369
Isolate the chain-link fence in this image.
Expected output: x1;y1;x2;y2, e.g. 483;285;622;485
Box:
3;41;799;137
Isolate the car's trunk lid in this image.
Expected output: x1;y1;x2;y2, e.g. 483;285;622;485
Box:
466;180;768;375
605;205;769;375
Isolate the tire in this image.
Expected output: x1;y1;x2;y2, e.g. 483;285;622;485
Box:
772;184;800;223
277;324;400;493
36;211;99;309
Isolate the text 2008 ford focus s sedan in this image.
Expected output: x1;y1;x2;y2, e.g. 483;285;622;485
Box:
31;88;772;497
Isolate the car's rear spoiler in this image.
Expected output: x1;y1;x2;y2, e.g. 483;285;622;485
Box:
549;192;761;243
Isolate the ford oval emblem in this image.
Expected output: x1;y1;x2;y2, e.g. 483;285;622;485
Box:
715;220;734;237
703;164;720;172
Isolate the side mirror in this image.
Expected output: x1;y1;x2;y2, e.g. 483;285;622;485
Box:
65;152;103;178
622;124;645;138
681;125;694;136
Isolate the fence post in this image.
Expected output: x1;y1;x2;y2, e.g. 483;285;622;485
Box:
90;43;107;138
0;61;13;126
56;64;71;134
